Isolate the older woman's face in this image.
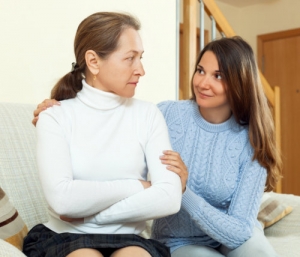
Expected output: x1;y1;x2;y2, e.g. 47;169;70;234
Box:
94;28;145;98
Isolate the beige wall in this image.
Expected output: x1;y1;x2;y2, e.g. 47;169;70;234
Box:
0;0;178;104
2;1;299;105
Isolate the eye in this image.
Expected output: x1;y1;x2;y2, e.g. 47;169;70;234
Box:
196;67;204;74
215;73;222;80
127;56;134;61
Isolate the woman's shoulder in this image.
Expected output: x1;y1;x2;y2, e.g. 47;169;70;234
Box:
128;98;159;112
226;122;249;145
39;98;77;121
126;98;165;121
157;100;193;116
226;125;254;160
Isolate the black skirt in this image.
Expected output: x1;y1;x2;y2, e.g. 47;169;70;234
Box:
23;224;170;257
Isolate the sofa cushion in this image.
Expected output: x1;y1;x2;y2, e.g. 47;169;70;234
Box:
258;192;293;228
0;187;28;250
264;192;300;257
0;239;27;257
0;103;49;230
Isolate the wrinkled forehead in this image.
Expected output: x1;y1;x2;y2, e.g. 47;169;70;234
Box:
116;28;144;54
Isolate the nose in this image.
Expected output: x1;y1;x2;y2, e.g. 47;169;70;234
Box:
194;73;210;89
134;60;145;76
198;75;211;89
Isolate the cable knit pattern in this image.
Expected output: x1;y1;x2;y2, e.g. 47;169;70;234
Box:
152;100;267;252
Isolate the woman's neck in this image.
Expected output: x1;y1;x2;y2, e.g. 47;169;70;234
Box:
76;79;125;110
198;106;232;124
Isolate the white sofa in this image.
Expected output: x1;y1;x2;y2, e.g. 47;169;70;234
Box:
0;102;300;257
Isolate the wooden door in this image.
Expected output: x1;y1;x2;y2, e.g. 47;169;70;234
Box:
258;29;300;195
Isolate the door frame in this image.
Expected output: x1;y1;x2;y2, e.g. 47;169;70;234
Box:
179;24;209;100
257;28;300;71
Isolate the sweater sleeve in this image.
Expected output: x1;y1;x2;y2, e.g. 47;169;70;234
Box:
36;108;144;218
85;105;182;224
181;146;267;249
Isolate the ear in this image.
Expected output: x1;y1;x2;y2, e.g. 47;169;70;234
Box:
85;50;100;75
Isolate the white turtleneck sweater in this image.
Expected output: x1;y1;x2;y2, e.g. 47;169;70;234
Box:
36;80;182;235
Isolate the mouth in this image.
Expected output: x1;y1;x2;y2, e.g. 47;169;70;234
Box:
197;91;212;98
128;81;138;86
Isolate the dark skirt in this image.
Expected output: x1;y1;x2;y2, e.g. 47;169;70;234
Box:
23;224;170;257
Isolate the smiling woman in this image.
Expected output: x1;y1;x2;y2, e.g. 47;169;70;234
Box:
152;36;282;257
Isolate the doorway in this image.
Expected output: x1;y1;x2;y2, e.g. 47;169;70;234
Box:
258;28;300;195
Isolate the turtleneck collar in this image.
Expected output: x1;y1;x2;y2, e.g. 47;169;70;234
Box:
192;101;238;132
77;80;125;110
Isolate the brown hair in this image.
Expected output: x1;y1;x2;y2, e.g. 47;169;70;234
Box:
191;36;282;191
51;12;141;100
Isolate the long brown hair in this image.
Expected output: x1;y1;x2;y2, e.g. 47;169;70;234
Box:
51;12;140;100
191;36;282;191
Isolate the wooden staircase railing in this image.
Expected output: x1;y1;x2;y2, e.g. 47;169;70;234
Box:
182;0;282;192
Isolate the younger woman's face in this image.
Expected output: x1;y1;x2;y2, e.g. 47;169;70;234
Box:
192;51;231;122
95;28;145;98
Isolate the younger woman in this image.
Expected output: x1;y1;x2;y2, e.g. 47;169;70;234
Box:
153;36;281;257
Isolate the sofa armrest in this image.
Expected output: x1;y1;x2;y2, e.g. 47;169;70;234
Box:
0;239;26;257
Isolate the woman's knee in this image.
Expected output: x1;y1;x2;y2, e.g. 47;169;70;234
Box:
110;246;151;257
220;227;278;257
172;244;224;257
66;248;104;257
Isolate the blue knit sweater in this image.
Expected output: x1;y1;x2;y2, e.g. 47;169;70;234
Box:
152;100;267;252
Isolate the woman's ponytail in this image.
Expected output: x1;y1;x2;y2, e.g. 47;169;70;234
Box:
50;65;83;101
50;12;140;101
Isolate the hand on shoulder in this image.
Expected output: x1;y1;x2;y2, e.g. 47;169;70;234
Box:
32;99;60;126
